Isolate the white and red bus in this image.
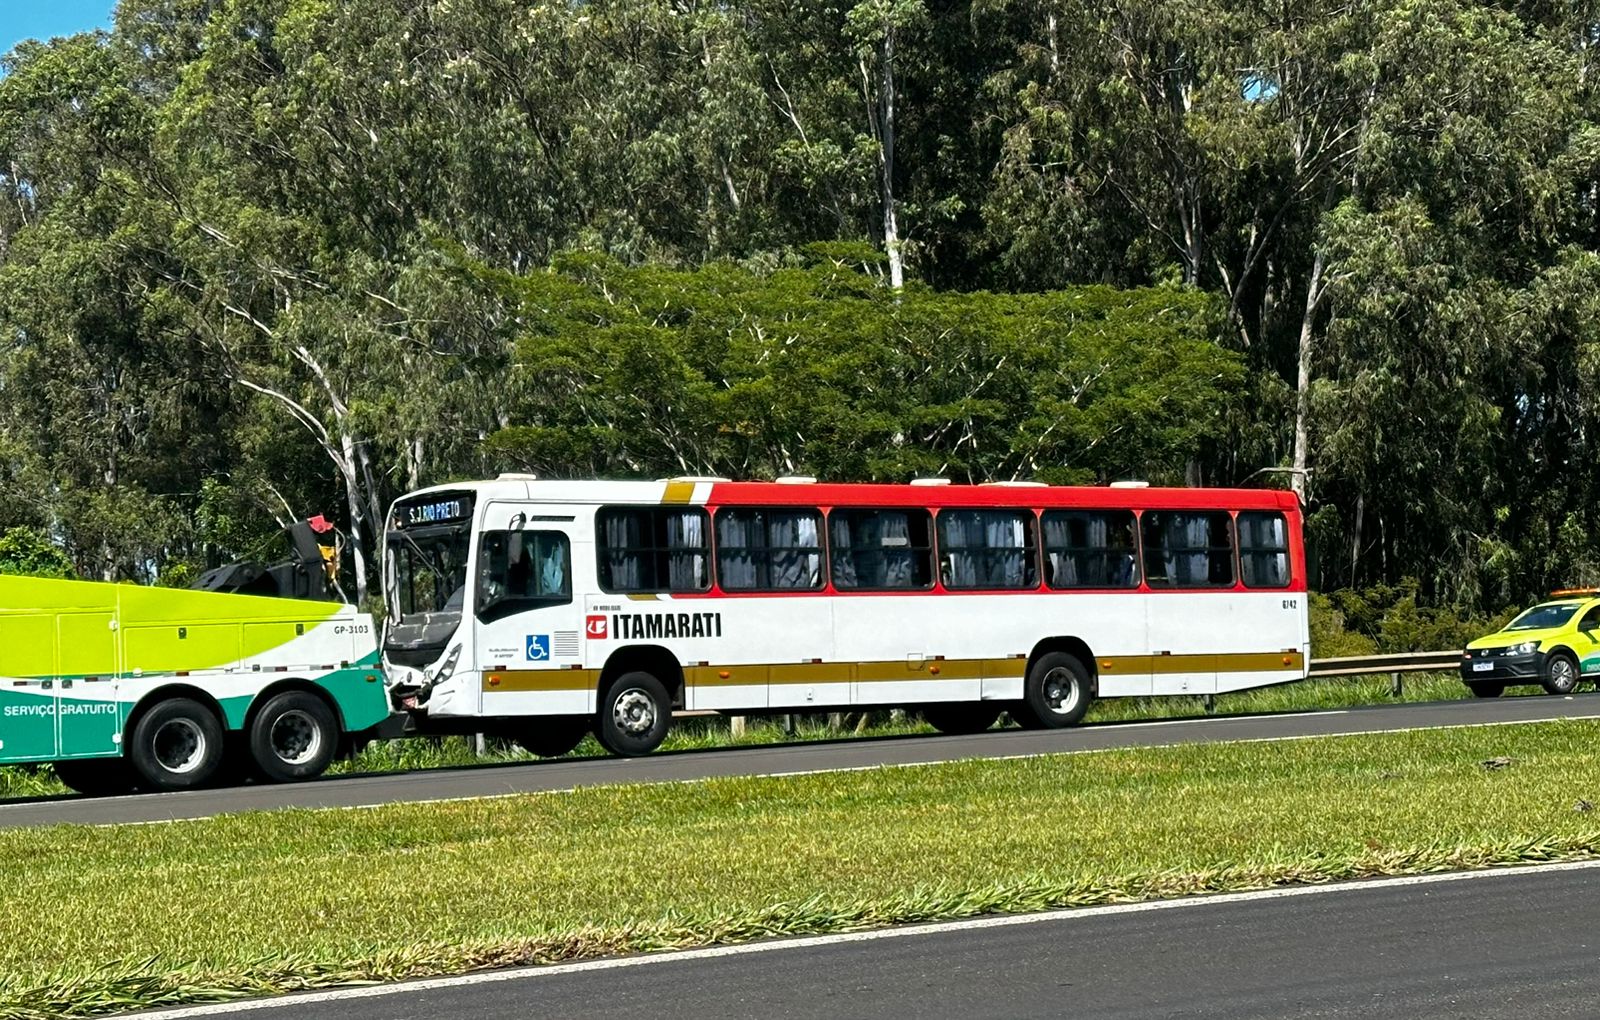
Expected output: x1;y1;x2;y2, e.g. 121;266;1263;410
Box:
381;476;1308;755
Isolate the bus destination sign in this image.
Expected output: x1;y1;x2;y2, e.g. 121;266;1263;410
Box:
397;495;473;529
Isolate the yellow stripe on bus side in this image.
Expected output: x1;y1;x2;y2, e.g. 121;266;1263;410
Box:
1098;652;1305;675
483;652;1306;694
766;662;840;684
483;670;599;693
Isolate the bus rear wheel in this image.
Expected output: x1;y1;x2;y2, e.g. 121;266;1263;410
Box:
922;704;1001;735
1014;652;1093;729
513;718;590;758
53;758;136;797
128;698;225;791
597;672;670;756
249;691;339;783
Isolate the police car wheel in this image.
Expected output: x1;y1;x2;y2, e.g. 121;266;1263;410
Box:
597;672;671;756
922;704;1001;735
1542;653;1581;696
514;718;589;758
1015;652;1093;729
129;698;225;791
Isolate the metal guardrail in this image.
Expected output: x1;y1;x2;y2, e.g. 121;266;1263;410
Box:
1309;650;1463;697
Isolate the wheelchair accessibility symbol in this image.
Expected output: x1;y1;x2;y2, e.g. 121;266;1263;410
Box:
525;634;550;661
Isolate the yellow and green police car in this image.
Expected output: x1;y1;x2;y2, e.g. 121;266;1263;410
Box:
1461;590;1600;697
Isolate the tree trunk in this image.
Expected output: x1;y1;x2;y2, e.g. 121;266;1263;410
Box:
407;436;423;492
1291;247;1327;502
1350;491;1364;587
1179;186;1203;287
875;33;903;289
338;427;371;604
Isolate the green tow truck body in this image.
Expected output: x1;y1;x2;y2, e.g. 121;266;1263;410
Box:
0;524;394;792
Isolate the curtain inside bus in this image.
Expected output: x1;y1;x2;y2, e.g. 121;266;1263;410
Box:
939;510;1033;589
715;510;822;590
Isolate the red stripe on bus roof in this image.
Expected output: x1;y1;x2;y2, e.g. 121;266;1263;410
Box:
704;481;1299;511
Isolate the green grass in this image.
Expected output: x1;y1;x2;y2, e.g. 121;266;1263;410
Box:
5;718;1600;1018
0;671;1539;799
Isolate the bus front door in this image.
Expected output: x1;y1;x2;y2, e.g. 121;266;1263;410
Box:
471;504;588;716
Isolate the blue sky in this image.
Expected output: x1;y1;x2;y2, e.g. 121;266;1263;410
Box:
1;1;116;57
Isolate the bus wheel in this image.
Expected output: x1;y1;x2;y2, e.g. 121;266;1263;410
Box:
513;718;589;758
1016;652;1093;729
53;759;136;797
922;704;1001;735
597;672;670;756
249;691;339;783
128;698;225;791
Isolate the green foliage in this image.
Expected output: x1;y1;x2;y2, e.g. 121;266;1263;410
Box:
1324;579;1513;652
3;0;1600;619
1307;592;1377;658
0;528;74;580
489;255;1238;483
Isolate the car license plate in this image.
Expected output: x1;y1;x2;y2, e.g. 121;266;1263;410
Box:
1472;661;1494;673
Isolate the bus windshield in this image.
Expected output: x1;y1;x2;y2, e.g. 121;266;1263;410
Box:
1505;602;1583;631
388;528;470;620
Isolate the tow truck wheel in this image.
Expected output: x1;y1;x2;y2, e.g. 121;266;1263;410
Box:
249;691;339;782
128;697;225;791
53;758;137;797
513;718;589;758
597;671;670;756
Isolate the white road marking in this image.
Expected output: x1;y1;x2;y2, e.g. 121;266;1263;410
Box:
1107;709;1351;728
126;857;1600;1018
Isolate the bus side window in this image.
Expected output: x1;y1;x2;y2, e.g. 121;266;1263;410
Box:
716;508;824;591
478;530;572;620
937;509;1037;590
597;506;711;593
829;509;934;590
1041;510;1139;589
1238;512;1291;589
1141;511;1235;588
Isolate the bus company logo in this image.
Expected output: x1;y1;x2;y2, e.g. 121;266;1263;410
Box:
611;612;723;640
585;615;609;640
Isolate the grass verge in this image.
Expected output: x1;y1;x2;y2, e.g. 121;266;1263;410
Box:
4;718;1600;1018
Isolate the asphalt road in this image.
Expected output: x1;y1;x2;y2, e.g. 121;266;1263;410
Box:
129;861;1600;1019
7;691;1600;830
